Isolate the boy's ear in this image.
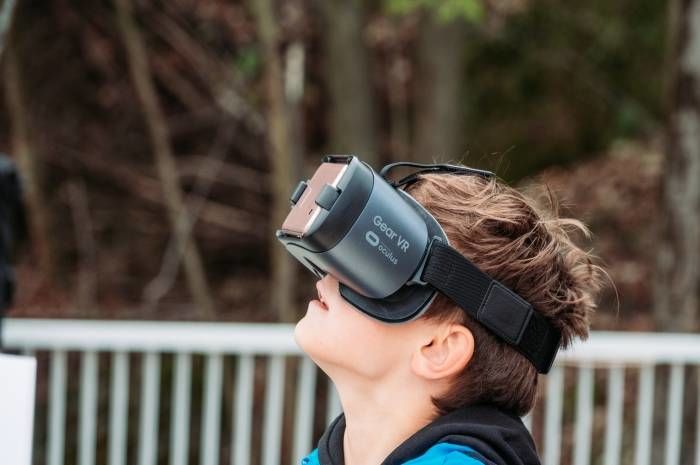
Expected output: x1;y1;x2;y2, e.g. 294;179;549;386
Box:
411;324;475;381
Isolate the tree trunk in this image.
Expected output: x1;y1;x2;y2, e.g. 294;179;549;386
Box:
3;14;59;283
653;2;700;463
114;0;215;319
250;0;301;324
654;0;700;333
414;14;469;163
0;0;17;57
315;0;378;168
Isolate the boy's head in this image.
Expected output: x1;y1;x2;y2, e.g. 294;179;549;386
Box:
294;170;607;417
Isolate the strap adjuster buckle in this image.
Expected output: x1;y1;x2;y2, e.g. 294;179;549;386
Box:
477;280;534;346
406;236;443;287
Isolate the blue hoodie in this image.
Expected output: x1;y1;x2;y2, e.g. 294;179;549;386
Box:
301;404;540;465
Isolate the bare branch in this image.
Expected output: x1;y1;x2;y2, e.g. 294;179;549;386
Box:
178;156;270;194
250;0;300;323
4;17;59;281
115;0;215;318
151;10;266;134
143;123;236;307
66;180;99;315
49;150;264;237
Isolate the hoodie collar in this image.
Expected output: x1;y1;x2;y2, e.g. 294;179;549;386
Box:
317;403;540;465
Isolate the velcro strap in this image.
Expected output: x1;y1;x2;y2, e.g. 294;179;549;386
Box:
420;241;561;373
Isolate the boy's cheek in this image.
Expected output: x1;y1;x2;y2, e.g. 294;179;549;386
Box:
296;301;388;356
339;308;411;360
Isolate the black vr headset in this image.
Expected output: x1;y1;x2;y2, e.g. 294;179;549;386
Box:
275;155;561;374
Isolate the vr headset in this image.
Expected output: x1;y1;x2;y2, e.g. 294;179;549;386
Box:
275;155;561;374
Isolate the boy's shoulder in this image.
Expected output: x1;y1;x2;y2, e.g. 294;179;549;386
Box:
403;442;489;464
302;403;539;465
301;442;488;465
301;447;319;465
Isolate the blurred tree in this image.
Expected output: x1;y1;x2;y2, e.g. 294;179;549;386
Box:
386;0;482;22
3;7;59;285
414;11;471;162
0;0;17;56
0;0;671;317
654;4;700;459
463;0;666;180
248;4;306;461
115;0;215;319
250;0;301;324
384;0;481;163
314;0;379;166
654;0;700;333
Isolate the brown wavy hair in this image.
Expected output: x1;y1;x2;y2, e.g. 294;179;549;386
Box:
405;169;610;417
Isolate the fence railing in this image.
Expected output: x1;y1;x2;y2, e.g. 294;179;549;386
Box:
2;319;700;465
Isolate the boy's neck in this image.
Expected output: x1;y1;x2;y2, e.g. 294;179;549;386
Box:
333;373;439;465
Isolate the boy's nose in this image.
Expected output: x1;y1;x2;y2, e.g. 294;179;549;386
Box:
317;274;336;299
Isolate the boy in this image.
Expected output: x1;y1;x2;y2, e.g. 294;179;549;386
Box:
291;163;606;465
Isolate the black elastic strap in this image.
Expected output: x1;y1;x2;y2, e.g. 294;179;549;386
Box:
379;161;495;189
420;241;561;373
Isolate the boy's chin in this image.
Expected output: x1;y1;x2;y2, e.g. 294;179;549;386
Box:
294;318;336;369
292;318;307;349
293;316;319;357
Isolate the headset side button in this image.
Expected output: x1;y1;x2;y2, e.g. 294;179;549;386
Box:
315;184;341;210
290;180;308;205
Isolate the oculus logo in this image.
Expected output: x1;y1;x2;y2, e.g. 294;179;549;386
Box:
365;226;399;265
365;230;380;246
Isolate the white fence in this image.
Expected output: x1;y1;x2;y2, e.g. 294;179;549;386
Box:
2;319;700;465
